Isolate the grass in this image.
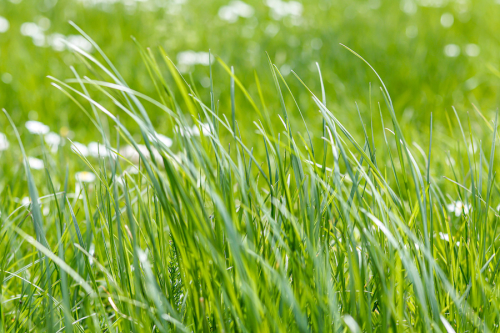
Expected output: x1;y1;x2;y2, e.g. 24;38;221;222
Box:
1;23;500;332
2;0;500;140
2;1;500;332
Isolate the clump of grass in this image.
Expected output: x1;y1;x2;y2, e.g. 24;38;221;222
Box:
1;28;500;333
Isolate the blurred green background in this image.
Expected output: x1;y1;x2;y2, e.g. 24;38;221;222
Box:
1;0;499;144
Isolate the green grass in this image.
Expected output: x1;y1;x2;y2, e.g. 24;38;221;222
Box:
1;25;500;332
2;0;500;332
2;0;500;139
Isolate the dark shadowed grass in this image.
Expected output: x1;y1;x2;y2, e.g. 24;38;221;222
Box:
1;30;500;333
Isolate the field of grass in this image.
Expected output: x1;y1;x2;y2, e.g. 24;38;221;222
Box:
2;0;500;332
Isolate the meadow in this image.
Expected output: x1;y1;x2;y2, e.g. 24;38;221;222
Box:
1;0;500;332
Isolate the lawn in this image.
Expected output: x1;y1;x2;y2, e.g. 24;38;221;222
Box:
1;0;500;332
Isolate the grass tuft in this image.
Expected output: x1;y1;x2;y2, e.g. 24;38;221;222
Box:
1;30;500;333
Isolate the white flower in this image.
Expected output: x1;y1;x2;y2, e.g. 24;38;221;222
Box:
71;142;89;157
171;152;183;165
88;142;103;156
25;120;50;135
439;232;450;241
75;171;96;183
89;243;95;265
0;16;9;33
400;0;417;14
157;134;173;147
444;44;460;58
192;123;211;136
177;51;198;66
417;0;447;8
177;123;211;137
439;232;460;246
177;51;211;66
37;17;51;31
446;201;471;217
120;144;145;164
218;7;239;22
465;44;480;57
66;35;93;53
1;73;12;84
148;133;173;147
28;157;44;170
45;132;61;145
43;33;93;53
44;132;61;152
88;142;115;157
138;249;148;263
47;33;66;52
120;144;163;165
218;1;254;22
125;166;139;175
21;197;31;206
266;0;303;20
114;176;125;187
440;13;454;28
0;132;9;151
20;22;45;37
20;22;46;47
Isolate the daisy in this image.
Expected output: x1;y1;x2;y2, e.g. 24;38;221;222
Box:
25;120;49;135
27;157;44;170
0;132;9;151
446;201;471;217
190;123;211;136
218;1;254;23
120;144;162;164
439;232;460;246
75;171;96;183
88;141;114;157
71;142;89;157
44;132;61;152
439;232;450;242
149;133;173;148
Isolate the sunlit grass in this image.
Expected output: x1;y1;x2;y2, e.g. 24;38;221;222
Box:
2;0;500;142
1;26;500;332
